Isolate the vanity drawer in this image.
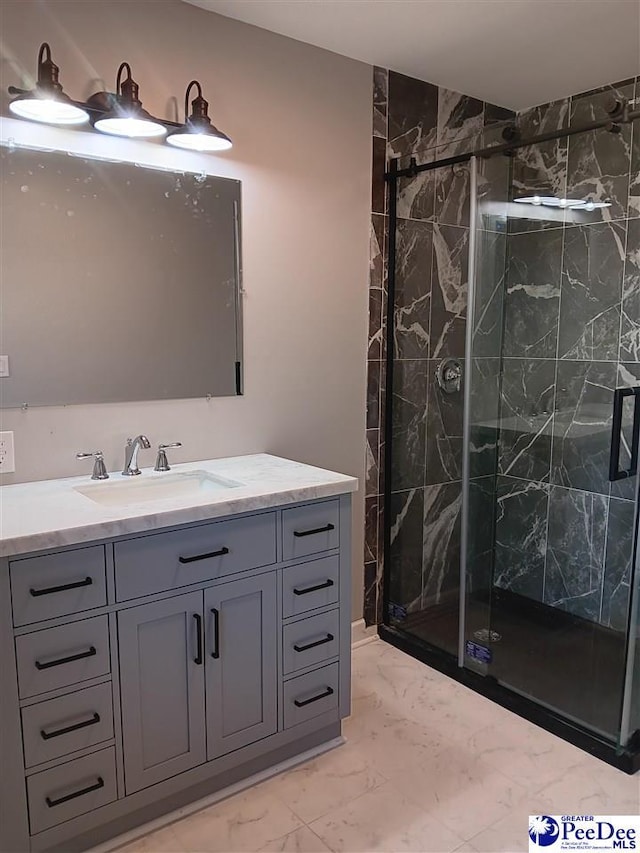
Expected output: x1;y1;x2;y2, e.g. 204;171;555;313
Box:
282;556;340;618
27;747;117;835
114;513;277;601
283;662;339;729
283;609;340;675
21;683;114;769
10;546;107;627
16;616;110;699
282;501;340;562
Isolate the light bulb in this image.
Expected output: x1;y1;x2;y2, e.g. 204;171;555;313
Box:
94;116;167;138
9;97;89;126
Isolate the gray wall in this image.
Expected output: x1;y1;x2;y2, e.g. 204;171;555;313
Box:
0;0;371;619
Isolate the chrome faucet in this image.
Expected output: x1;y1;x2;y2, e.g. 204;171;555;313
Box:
122;435;151;476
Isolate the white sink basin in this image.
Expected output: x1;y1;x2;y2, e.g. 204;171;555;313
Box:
75;470;241;507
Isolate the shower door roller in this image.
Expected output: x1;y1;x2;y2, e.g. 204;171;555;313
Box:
436;358;462;394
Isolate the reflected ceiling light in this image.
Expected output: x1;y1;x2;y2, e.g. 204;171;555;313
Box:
8;43;89;126
515;196;612;211
166;81;232;152
90;63;166;138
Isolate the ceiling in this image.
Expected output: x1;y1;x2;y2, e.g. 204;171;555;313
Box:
183;0;640;111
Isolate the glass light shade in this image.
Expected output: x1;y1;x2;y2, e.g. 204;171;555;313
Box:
166;130;232;151
9;95;89;126
94;116;167;138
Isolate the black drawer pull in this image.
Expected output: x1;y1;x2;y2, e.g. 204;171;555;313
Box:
293;523;335;538
211;608;220;659
45;776;104;808
293;579;334;596
193;613;203;665
179;547;229;564
30;577;93;597
35;646;97;671
41;713;100;741
294;686;334;708
294;633;334;653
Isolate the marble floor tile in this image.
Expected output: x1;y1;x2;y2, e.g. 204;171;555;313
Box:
169;786;304;853
532;758;640;814
308;782;464;853
257;826;331;852
455;801;546;853
263;746;386;824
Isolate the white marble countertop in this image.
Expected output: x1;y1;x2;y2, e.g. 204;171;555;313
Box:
0;454;358;558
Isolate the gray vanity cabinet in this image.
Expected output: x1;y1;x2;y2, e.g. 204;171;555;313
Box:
204;574;277;760
117;591;207;794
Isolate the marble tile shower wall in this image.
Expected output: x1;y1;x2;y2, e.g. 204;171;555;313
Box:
494;76;640;630
364;66;514;625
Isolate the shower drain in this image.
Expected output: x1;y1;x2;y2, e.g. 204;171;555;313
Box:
473;628;502;643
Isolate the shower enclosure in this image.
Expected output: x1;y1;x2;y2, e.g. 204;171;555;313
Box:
380;87;640;772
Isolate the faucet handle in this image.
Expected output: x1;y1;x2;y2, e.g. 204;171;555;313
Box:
154;442;182;472
77;451;109;480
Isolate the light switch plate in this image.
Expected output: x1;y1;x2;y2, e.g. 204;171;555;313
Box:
0;356;9;377
0;431;15;473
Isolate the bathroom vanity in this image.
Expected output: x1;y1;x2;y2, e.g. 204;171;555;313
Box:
0;454;356;852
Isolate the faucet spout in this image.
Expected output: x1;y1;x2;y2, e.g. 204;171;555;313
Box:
122;434;151;476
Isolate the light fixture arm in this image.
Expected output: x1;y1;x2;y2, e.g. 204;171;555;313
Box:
184;80;203;121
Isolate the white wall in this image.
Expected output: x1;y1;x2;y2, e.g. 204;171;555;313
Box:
0;0;371;618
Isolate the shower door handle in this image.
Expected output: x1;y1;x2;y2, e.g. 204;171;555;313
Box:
609;386;640;481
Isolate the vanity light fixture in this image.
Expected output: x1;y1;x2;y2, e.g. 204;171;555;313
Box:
8;43;90;126
166;81;232;152
90;62;167;139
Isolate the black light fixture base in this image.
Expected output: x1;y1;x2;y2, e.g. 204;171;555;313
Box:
378;623;640;776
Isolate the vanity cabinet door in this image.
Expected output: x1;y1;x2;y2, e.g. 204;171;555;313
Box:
205;574;277;760
118;592;206;794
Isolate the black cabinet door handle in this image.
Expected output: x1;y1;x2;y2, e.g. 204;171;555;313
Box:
179;547;229;564
610;387;640;481
293;579;334;596
30;577;93;597
193;614;203;665
211;608;220;659
294;633;334;653
293;523;335;538
294;686;334;708
35;646;97;671
41;713;100;741
45;776;104;808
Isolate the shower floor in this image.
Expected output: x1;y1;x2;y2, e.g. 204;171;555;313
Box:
392;589;629;741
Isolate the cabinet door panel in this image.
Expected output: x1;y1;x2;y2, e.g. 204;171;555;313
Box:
205;575;277;760
118;592;206;794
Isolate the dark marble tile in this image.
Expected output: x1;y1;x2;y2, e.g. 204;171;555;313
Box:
388;72;438;159
503;228;562;358
397;153;435;221
612;362;640;500
364;495;378;564
372;136;387;215
431;224;469;358
433;137;481;228
498;359;555;482
373;66;388;140
544;485;608;621
567;82;634;223
426;358;463;484
558;221;626;361
388;488;425;614
472;230;506;358
437;88;483;147
476;149;511;231
620;217;640;362
469;357;501;478
630;109;640;218
494;476;549;600
365;428;380;497
484;102;516;127
369;214;386;360
394;219;433;359
366;360;381;431
422;481;462;607
363;560;378;626
468;475;497;562
391;359;428;491
511;99;570;229
602;497;635;630
552;360;616;496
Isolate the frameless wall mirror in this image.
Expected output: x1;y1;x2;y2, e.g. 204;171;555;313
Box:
0;144;243;407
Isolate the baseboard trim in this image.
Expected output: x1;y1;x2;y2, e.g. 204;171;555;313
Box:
93;737;345;853
351;619;378;648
